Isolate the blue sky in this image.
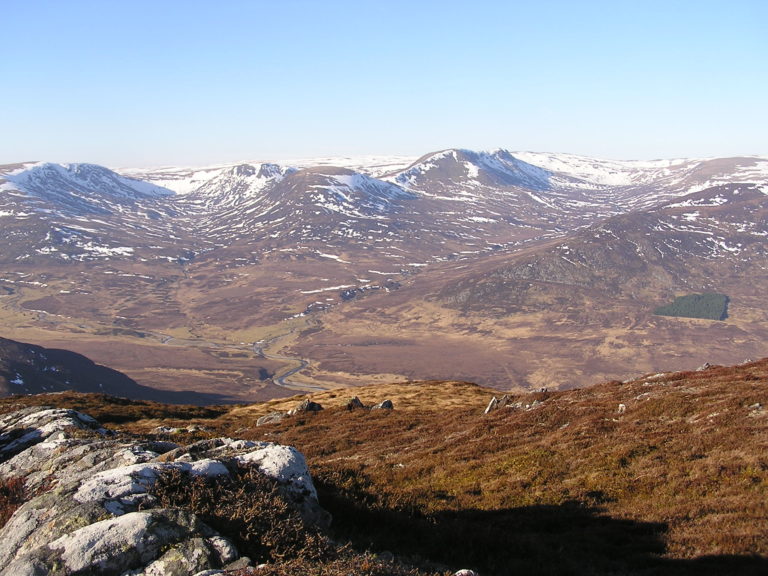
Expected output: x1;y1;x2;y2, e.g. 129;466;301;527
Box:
2;0;766;166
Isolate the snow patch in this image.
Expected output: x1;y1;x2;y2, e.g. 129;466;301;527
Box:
316;252;350;264
300;284;355;294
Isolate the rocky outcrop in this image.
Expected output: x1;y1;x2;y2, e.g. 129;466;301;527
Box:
255;411;286;426
346;396;365;410
484;394;509;414
484;394;546;414
346;396;395;412
256;399;324;426
287;399;324;415
0;406;327;576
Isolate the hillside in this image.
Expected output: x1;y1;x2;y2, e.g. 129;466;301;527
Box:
0;336;256;404
2;359;766;575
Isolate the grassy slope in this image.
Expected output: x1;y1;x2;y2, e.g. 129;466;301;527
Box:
1;363;766;575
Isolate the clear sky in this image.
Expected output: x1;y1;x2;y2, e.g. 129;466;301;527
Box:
2;0;766;167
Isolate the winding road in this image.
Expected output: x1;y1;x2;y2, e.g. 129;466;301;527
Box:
4;286;324;394
253;325;325;391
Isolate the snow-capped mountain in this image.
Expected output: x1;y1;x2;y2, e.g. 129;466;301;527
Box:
2;149;766;269
1;162;174;215
184;163;295;211
439;181;768;315
389;148;552;191
512;152;768;208
0;162;191;264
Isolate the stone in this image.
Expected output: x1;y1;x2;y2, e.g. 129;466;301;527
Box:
346;396;365;410
287;399;323;415
236;444;317;499
371;399;394;410
131;535;233;576
256;411;285;426
0;406;107;461
376;550;395;563
485;394;511;414
222;556;253;570
3;509;217;576
484;396;499;414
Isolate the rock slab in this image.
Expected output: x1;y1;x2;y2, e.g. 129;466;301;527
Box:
0;406;326;576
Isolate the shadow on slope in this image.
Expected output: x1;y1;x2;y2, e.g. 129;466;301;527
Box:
318;484;768;576
0;337;234;405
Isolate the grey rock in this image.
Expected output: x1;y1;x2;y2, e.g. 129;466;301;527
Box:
0;406;328;576
256;411;285;426
4;508;212;576
346;396;365;410
0;406;106;462
129;534;233;576
371;399;394;410
483;394;508;414
223;556;253;570
484;396;499;414
287;399;323;415
376;550;395;563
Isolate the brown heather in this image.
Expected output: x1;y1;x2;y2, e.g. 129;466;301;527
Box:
1;360;766;574
149;465;336;564
0;476;27;529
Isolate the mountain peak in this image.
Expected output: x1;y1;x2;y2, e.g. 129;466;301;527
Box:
390;147;551;191
1;162;175;216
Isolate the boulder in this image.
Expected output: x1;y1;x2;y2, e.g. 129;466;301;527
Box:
287;399;323;415
256;411;285;426
346;396;365;410
484;394;509;414
371;399;394;410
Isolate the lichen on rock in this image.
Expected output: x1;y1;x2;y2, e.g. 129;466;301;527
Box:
0;406;327;576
